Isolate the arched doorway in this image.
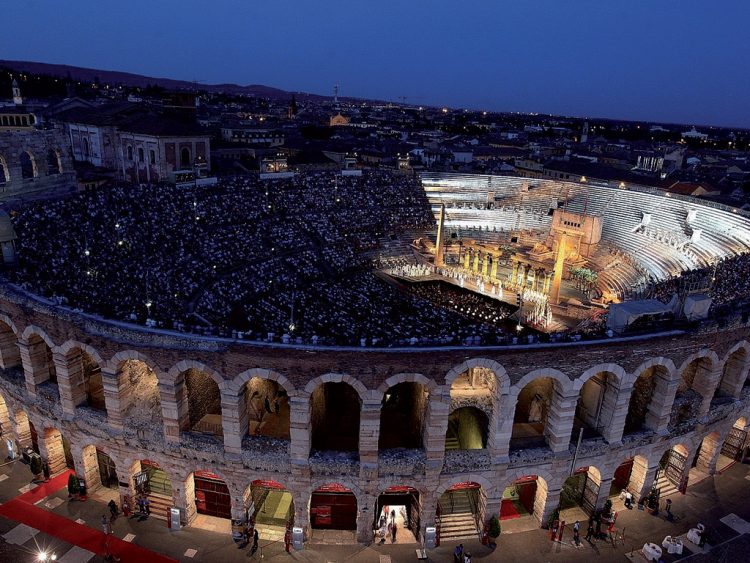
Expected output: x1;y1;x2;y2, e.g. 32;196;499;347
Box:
500;475;547;523
671;357;712;429
624;365;670;435
242;377;290;441
46;149;62;175
247;480;294;533
656;444;690;496
715;348;749;401
445;407;488;450
179;368;223;440
374;486;420;544
310;382;360;452
189;471;231;520
573;372;621;442
19;151;36;179
560;466;601;517
42;428;74;476
511;377;559;451
64;347;105;412
379;382;428;450
181;147;191;169
133;460;173;519
721;417;748;463
117;359;162;428
310;483;357;531
437;482;483;541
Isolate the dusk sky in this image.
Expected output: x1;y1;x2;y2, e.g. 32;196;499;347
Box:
3;1;749;128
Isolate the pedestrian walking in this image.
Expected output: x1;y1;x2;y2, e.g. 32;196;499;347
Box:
253;528;259;551
453;543;464;563
391;522;397;543
665;499;673;521
585;519;594;542
573;521;581;547
108;499;118;520
101;514;112;534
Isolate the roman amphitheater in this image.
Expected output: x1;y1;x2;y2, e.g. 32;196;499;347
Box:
1;171;750;546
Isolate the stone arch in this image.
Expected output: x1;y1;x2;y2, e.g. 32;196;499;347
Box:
0;315;20;369
509;368;571;452
560;465;602;515
40;426;73;475
624;358;676;435
717;341;750;399
243;478;296;528
20;325;55;350
167;360;225;389
19;150;37;179
12;409;34;450
168;361;225;440
435;474;494;498
107;351;163;430
180;147;191;168
309;377;362;452
55;342;106;412
180;468;236;523
573;365;628;442
308;477;364;501
445;359;510;395
446;406;489;450
303;373;368;401
82;137;90;159
19;325;57;391
694;430;724;474
46;149;62;175
233;368;292;442
379;376;431;450
106;349;162;376
671;351;719;429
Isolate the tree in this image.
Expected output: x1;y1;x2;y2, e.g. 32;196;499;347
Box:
29;455;43;478
67;473;80;497
488;515;501;538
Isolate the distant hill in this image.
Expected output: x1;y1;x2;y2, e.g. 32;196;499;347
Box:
0;59;339;102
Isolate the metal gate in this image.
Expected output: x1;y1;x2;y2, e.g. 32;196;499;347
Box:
662;449;687;487
581;474;600;516
721;427;748;461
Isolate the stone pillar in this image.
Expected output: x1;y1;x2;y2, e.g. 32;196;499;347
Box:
546;391;577;454
117;464;137;511
490;258;498;280
472;252;480;273
511;261;518;286
359;394;381;480
483;494;503;526
54;350;87;417
482;255;489;276
231;494;247;522
293;489;310;541
538;483;560;527
0;330;20;369
159;380;184;444
18;340;51;397
173;474;197;526
289;395;311;464
491;394;513;463
73;446;102;492
423;390;450;473
630;464;658;502
40;428;67;476
649;377;679;435
696;433;724;475
600;384;632;444
696;368;722;417
356;492;376;543
101;367;123;429
594;476;613;512
221;387;243;458
464;250;471;270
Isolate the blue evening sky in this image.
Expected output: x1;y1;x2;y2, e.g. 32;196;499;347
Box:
2;1;749;128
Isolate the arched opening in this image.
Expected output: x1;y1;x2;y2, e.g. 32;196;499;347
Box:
437;482;483;540
65;348;105;412
500;475;548;524
24;333;57;396
118;359;162;428
310;483;357;531
46;149;62;175
180;147;191;168
42;427;74;476
560;466;601;517
511;377;560;451
133;460;173;517
310;382;360;452
13;410;36;453
0;320;20;369
573;372;620;442
625;365;670;435
247;479;295;535
671;358;712;430
656;444;689;496
79;446;118;492
0;155;9;185
188;471;231;520
446;407;488;450
720;417;748;463
138;147;144;163
379;382;428;450
693;431;723;476
82;138;90;159
373;486;420;544
241;377;290;443
608;458;635;501
179;368;223;440
716;348;748;401
19;151;36;179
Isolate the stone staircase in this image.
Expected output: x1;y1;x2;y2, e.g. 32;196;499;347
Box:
655;474;679;498
145;491;172;521
438;491;479;541
445;420;460;451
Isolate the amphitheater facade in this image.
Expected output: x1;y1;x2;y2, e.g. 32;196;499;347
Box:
0;282;749;544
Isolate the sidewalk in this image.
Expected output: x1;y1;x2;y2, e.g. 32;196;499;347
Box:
1;458;750;562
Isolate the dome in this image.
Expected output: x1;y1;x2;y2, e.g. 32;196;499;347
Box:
0;210;17;243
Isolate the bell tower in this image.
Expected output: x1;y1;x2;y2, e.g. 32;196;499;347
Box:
12;78;23;106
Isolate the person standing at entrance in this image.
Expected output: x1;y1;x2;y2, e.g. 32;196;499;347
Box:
573;521;581;547
585;520;594;542
453;544;464;563
253;528;259;551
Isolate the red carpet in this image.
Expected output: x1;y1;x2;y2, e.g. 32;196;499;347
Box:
0;471;177;563
500;499;521;520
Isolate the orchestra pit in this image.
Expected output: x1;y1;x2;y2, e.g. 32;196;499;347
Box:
1;170;750;545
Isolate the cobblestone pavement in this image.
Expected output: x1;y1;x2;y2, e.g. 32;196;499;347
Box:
2;458;750;562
